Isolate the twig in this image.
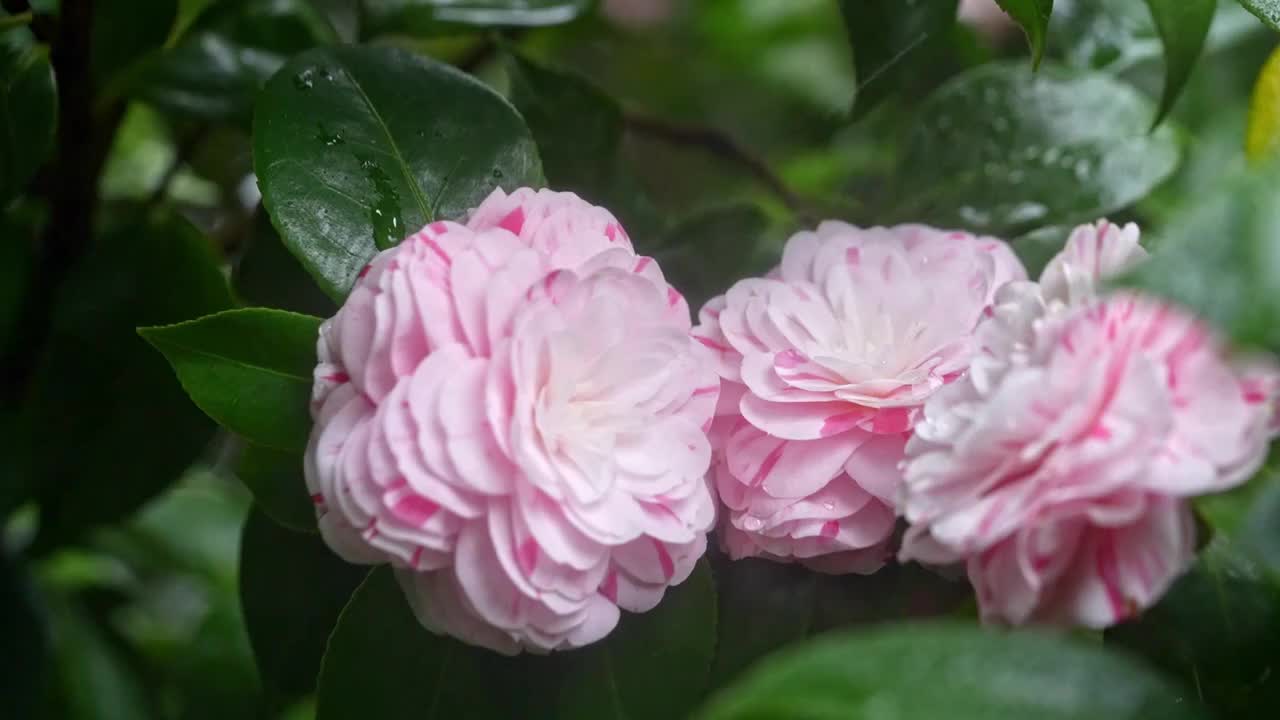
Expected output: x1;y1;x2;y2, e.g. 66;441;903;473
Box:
622;112;807;218
0;0;95;406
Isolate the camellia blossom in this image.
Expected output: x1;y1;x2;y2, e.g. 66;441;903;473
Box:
305;188;718;654
900;221;1278;628
694;221;1026;573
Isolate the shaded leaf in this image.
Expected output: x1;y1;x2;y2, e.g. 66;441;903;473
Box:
240;507;366;706
255;45;542;299
139;308;321;453
0;13;57;203
235;212;336;318
654;204;773;311
1124;157;1280;352
24;214;233;546
555;559;717;719
363;0;592;36
839;0;959;117
1145;0;1216;125
894;61;1180;235
697;622;1205;720
92;0;177;92
132;0;339;124
995;0;1055;66
315;566;523;720
0;550;47;720
237;444;315;533
1108;538;1280;719
505;51;662;241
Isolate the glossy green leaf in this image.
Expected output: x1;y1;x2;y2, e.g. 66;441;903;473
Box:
234;212;336;318
255;45;542;299
894;62;1180;235
240;508;366;706
24;214;233;546
139;308;321;452
839;0;959;117
1124;157;1280;351
1237;0;1280;30
1107;538;1280;718
315;565;525;720
995;0;1054;66
0;14;57;203
237;444;315;532
555;559;717;719
697;623;1205;720
363;0;592;35
506;51;662;241
1145;0;1216;125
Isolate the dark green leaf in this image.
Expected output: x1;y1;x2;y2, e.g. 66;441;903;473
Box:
240;507;366;706
255;45;542;299
1108;538;1280;718
0;14;57;204
505;51;662;241
1124;157;1280;351
92;0;177;93
237;444;315;532
139;308;321;452
1145;0;1216;125
1012;224;1071;276
654;204;772;310
24;214;233;546
315;565;524;720
0;550;47;720
697;622;1205;720
894;62;1180;235
132;0;340;124
839;0;959;117
234;212;336;318
555;559;717;719
1237;0;1280;31
709;558;818;688
995;0;1054;66
363;0;592;36
43;591;155;720
133;33;281;124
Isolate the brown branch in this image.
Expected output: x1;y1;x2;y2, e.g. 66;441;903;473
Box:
0;0;96;406
622;112;807;218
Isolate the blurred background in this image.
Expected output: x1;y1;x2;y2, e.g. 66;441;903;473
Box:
2;1;1278;718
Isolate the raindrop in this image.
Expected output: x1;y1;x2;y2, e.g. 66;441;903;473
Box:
357;154;404;250
293;68;316;91
491;168;504;179
742;516;764;532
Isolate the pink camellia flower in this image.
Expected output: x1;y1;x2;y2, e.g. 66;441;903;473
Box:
900;221;1277;628
694;221;1026;573
305;188;718;654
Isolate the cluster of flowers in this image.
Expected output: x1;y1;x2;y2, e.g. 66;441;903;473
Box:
305;188;1277;654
